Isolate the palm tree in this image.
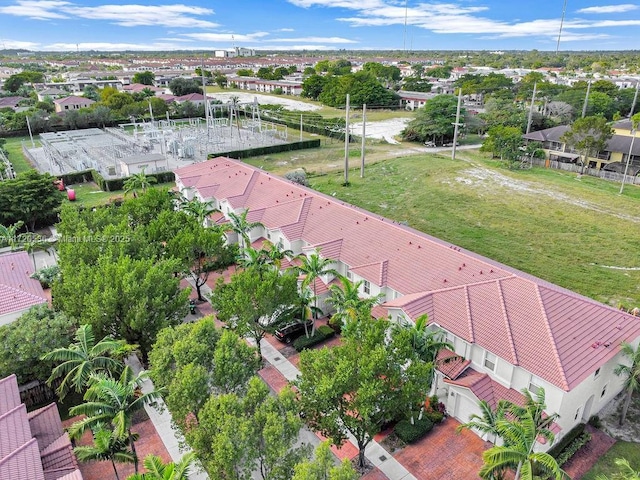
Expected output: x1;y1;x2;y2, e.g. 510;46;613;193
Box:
479;410;566;480
262;240;294;271
296;250;339;335
42;324;131;399
67;365;163;474
226;209;263;251
326;276;383;332
181;197;218;226
124;169;157;198
297;286;324;338
457;399;509;444
237;246;270;275
0;221;24;249
22;234;51;270
614;342;640;425
596;458;640;480
74;425;136;480
126;452;196;480
510;388;559;435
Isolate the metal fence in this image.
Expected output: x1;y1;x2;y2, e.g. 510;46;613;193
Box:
530;158;639;186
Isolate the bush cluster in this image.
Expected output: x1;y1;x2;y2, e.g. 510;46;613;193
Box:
394;417;434;444
293;325;334;352
208;139;321;161
547;423;585;459
556;432;592;466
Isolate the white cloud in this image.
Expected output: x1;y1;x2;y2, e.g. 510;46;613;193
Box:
577;4;639;14
277;28;295;32
265;36;357;43
0;39;42;49
180;32;270;42
44;41;211;51
0;1;217;28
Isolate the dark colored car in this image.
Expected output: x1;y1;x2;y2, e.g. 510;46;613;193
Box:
274;319;314;344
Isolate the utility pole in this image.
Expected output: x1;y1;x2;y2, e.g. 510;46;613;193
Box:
620;123;637;195
451;88;463;160
148;99;154;123
556;0;568;54
581;80;591;118
629;81;639;118
526;82;537;135
344;94;350;185
201;54;209;138
26;115;35;147
360;104;366;178
300;114;303;142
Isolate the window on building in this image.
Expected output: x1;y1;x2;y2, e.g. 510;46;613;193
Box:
267;231;271;239
363;280;370;294
601;384;607;398
594;368;601;379
346;270;352;280
484;352;497;372
528;376;542;395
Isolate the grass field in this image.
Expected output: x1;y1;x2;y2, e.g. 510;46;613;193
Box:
63;181;175;208
582;441;640;479
303;150;640;307
2;136;37;174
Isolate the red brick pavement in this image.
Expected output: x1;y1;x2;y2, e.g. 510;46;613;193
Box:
62;414;172;480
562;425;616;480
362;467;391;480
393;417;489;480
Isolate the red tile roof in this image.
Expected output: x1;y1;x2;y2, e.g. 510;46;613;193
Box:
174;159;640;391
444;368;526;411
436;348;470;380
0;252;48;318
52;96;95;106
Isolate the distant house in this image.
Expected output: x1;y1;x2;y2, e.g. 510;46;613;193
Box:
122;83;165;96
0;374;83;480
0;251;47;326
175;92;207;106
398;90;436;110
53;95;95;113
0;96;27;111
523;120;640;172
36;87;68;102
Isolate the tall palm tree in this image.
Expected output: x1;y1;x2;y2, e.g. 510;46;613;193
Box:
181;198;218;226
326;276;383;331
297;286;324;338
509;388;559;435
262;240;294;271
42;324;131;399
596;458;640;480
68;366;163;474
226;209;263;251
236;246;270;275
479;410;566;480
457;399;509;444
124;169;157;198
614;342;640;425
296;250;339;335
74;425;136;480
126;452;196;480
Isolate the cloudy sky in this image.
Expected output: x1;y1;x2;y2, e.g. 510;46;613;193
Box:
0;0;639;52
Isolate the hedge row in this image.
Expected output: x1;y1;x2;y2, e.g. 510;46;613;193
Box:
57;169;175;192
293;325;335;352
556;432;592;467
208;139;321;161
547;423;585;459
395;417;434;444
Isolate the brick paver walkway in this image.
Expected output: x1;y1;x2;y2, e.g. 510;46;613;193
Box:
562;425;616;480
393;417;490;480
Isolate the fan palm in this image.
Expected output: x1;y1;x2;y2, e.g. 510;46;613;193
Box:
126;452;196;480
42;324;130;399
479;410;566;480
124;169;157;197
296;250;339;335
74;425;136;480
68;365;164;474
614;342;640;426
226;209;263;251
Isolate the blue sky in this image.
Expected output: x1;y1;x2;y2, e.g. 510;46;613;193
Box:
0;0;639;52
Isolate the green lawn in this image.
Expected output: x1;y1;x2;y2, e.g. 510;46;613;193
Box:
64;181;176;208
582;441;640;479
306;150;640;307
2;136;37;174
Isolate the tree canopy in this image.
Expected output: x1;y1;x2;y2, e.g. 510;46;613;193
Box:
132;71;155;86
402;94;465;144
169;78;203;96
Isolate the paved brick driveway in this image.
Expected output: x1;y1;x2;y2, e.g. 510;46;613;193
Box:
393;417;490;480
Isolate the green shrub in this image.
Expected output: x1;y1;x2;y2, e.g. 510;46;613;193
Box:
30;265;60;289
548;423;585;459
293;325;335;351
556;432;592;466
425;411;445;424
395;417;434;444
208;139;321;160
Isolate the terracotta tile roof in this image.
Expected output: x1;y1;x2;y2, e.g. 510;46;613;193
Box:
0;375;21;415
0;252;48;318
28;404;63;451
436;348;470;380
174;159;640;391
53;96;95;106
444;368;526;411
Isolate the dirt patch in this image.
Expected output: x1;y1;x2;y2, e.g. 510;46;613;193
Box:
452;167;640;224
352;118;410;145
597;391;640;442
208;92;321;111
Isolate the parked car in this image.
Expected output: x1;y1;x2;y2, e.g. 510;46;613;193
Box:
275;319;314;344
423;141;436;147
443;141;460;147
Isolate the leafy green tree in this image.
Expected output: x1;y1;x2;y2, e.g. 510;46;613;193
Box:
0;220;24;249
318;72;399;108
292;441;357;480
561;115;613;174
480;97;527;131
189;377;308;480
481;125;526;169
75;426;136;480
68;366;163;474
105;92;135;111
402;76;433;93
302;74;328;101
91;105;114;127
211;267;299;357
83;85;100;101
296;250;339;335
0;305;76;384
596;458;640;480
295;313;431;469
42;323;131;399
4;71;44;92
169;78;202;96
126;452;196;480
0;170;64;230
132;71;155;86
426;65;453;79
614;342;640;426
402;94;463;144
124;169;157;197
236;69;254;77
